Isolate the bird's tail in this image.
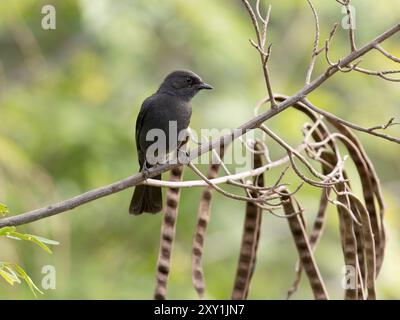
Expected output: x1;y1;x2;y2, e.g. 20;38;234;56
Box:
129;174;162;214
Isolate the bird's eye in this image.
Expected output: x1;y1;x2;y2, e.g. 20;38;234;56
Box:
186;77;193;86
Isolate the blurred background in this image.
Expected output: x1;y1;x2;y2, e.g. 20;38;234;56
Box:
0;0;399;299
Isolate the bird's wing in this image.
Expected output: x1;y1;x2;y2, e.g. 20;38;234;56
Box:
135;95;154;167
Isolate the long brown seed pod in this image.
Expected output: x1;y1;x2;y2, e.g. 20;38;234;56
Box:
352;203;366;299
330;121;385;273
192;145;225;298
287;167;332;299
319;132;372;300
281;189;329;300
313;125;359;300
336;182;359;300
154;165;184;300
232;141;265;300
330;122;385;275
291;96;383;287
295;98;381;298
285;105;334;299
287;127;334;298
310;123;371;299
308;120;368;299
346;193;376;299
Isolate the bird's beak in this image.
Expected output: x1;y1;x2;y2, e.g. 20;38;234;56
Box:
198;82;213;90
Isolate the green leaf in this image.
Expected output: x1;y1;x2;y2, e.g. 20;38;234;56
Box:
0;202;9;216
13;264;43;296
0;268;18;285
2;265;21;284
0;226;16;236
2;228;58;254
22;234;53;254
0;227;58;296
29;235;60;246
0;263;43;296
5;234;22;241
7;231;52;254
0;263;21;286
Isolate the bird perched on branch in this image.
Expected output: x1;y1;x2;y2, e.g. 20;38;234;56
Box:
129;70;213;215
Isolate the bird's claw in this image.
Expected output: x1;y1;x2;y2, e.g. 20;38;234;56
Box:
140;163;150;180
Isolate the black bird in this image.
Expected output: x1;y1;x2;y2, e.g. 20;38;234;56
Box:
129;70;213;215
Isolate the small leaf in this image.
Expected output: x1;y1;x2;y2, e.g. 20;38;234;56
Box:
0;226;16;236
14;264;43;296
29;235;60;246
0;202;9;216
0;264;21;286
3;265;21;284
5;235;22;241
24;235;53;254
0;269;17;285
0;228;59;254
1;263;42;296
5;231;30;241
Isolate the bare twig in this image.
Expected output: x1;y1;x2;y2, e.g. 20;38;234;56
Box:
344;1;357;52
301;99;400;144
242;0;277;108
305;0;322;84
374;44;400;63
367;117;399;131
259;124;345;187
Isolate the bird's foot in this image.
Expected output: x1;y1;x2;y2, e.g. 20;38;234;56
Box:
140;163;151;180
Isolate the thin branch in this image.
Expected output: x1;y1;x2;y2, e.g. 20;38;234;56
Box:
368;117;399;131
256;1;272;47
259;124;345;186
188;162;278;205
305;0;321;84
242;0;277;108
324;23;339;66
336;0;356;51
345;1;357;52
301;99;400;144
374;44;400;63
351;66;400;82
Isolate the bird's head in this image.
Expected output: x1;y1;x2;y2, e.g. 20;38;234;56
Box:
157;70;213;100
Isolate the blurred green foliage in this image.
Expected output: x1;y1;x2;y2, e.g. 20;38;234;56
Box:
0;226;58;296
0;0;399;299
